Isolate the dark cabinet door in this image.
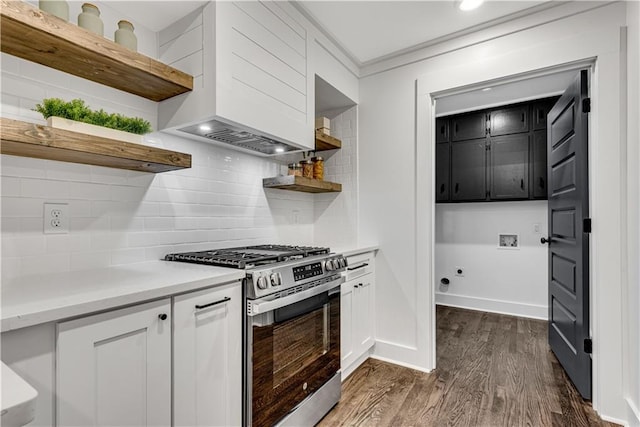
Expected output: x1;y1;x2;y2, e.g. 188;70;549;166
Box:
435;142;450;202
451;112;486;141
451;139;486;201
532;130;547;198
490;134;529;200
490;105;529;136
436;118;449;143
532;98;557;130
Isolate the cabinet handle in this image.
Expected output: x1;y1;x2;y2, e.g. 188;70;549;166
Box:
455;123;458;134
195;297;231;310
440;183;445;194
347;263;369;271
455;183;459;194
440;125;445;135
158;313;168;321
353;284;358;289
358;283;363;288
520;179;524;190
521;112;525;122
539;177;545;189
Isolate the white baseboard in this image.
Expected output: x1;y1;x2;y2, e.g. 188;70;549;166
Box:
341;351;371;381
626;397;640;427
369;354;432;374
435;292;548;320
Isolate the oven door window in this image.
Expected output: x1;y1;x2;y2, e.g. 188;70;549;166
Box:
272;293;329;387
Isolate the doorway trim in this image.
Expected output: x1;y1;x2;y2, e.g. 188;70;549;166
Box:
415;16;627;421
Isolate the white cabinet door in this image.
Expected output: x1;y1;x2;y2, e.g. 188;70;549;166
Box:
173;282;242;427
355;275;375;352
57;299;171;427
341;280;356;369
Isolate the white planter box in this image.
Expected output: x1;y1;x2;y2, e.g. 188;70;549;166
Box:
47;117;143;144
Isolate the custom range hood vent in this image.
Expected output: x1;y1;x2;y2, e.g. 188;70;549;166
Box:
177;120;301;156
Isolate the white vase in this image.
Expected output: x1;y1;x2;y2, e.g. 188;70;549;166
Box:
114;20;137;52
78;3;103;36
39;0;69;20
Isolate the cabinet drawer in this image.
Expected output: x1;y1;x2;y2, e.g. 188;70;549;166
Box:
345;252;375;281
451;112;486;141
490;105;529;136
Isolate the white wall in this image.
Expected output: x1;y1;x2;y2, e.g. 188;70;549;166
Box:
359;2;631;423
625;1;640;425
435;201;548;319
314;106;358;250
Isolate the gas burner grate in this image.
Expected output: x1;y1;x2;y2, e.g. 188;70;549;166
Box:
164;244;330;269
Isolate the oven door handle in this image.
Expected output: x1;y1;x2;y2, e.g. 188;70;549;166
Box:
247;277;344;316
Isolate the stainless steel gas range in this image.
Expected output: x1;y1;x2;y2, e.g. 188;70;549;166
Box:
165;245;347;426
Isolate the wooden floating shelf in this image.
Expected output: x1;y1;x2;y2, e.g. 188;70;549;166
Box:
0;118;192;173
262;175;342;193
315;131;342;151
0;0;193;101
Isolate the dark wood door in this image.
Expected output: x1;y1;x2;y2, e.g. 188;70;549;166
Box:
490;134;528;200
532;130;547;198
451;138;486;201
546;70;591;399
436;142;450;202
436;118;449;143
451;112;486;141
490;105;529;136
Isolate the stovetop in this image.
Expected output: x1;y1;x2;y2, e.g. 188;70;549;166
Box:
164;244;330;269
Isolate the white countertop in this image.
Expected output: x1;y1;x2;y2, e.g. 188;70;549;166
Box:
335;245;379;257
1;261;245;332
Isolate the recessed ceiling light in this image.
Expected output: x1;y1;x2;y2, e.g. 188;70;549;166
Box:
482;87;492;92
274;147;285;153
458;0;484;11
199;124;212;132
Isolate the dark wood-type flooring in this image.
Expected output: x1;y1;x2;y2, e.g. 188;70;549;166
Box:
319;306;618;427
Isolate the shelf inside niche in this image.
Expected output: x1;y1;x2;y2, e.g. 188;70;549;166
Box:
0;118;191;173
0;0;193;101
315;131;342;151
262;175;342;193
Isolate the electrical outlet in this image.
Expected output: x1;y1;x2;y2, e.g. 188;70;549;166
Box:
455;266;464;277
533;223;541;233
44;203;69;234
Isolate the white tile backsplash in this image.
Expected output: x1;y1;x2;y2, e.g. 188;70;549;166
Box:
1;51;359;283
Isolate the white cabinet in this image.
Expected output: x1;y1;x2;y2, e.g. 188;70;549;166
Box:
56;299;172;427
341;251;376;378
173;282;242;427
159;1;314;151
55;282;243;427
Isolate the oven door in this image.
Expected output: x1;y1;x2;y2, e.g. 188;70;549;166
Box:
245;278;342;427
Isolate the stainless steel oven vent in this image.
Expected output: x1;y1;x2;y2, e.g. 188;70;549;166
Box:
177;120;301;156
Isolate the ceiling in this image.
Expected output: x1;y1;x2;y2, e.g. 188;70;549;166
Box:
297;0;554;65
107;1;558;66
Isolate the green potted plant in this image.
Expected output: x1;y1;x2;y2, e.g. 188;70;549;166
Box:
34;98;152;143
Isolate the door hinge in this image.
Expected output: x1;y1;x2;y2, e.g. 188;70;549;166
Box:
582;98;591;113
583;218;592;233
584;338;593;354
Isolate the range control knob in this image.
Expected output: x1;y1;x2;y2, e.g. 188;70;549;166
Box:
270;273;281;286
256;276;268;290
325;260;334;271
339;258;347;268
332;259;341;269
